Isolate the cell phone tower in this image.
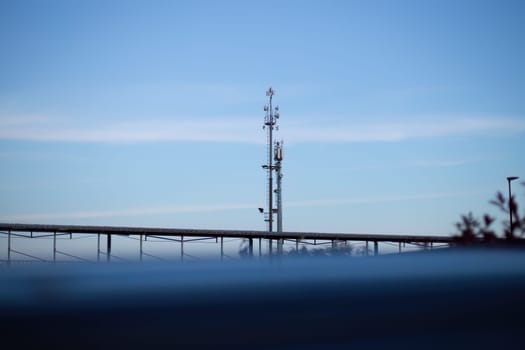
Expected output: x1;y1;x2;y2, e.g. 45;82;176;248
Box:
274;140;284;234
261;87;281;235
274;140;284;254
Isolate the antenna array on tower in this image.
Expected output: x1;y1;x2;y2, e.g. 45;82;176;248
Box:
261;87;284;237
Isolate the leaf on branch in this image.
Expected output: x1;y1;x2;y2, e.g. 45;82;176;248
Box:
483;214;494;227
490;192;508;213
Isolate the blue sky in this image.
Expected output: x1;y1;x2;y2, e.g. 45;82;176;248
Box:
1;0;524;235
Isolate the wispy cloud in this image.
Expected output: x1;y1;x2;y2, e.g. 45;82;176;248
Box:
409;159;472;168
286;191;481;207
0;203;259;222
285;116;525;143
0;114;523;144
0;116;263;144
1;191;480;223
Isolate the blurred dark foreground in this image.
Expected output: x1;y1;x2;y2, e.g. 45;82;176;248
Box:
1;248;524;349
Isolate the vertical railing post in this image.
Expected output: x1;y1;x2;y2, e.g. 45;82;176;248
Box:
180;236;184;262
374;241;378;256
7;229;11;264
107;234;111;262
53;231;56;262
140;234;143;261
259;238;262;258
97;233;100;262
365;241;369;256
249;238;253;257
220;236;224;260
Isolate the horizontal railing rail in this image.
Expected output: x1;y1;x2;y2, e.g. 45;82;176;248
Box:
0;222;453;243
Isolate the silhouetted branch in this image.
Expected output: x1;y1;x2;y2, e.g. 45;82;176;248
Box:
454;183;524;243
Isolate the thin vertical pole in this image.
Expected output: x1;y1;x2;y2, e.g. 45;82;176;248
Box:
97;233;100;262
140;235;143;261
53;231;56;262
296;239;299;252
268;95;273;234
508;179;513;235
221;236;224;260
7;229;11;263
249;238;253;257
181;236;184;262
107;234;111;262
374;241;378;256
365;241;369;256
399;242;402;253
259;238;262;257
269;239;273;255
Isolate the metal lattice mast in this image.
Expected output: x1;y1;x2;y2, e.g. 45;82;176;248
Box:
274;140;284;254
262;87;280;233
274;140;284;233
